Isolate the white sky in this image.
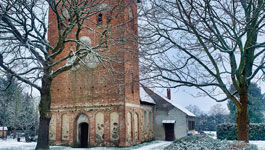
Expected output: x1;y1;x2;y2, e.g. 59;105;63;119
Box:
152;86;228;113
154;83;265;113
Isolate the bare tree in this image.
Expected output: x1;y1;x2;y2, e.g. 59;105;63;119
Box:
139;0;265;142
185;104;204;116
0;75;17;139
209;104;228;116
0;0;129;149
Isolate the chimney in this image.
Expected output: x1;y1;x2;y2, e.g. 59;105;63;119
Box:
167;88;171;100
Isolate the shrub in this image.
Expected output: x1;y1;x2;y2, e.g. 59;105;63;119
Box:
164;134;257;150
217;123;237;140
217;123;265;140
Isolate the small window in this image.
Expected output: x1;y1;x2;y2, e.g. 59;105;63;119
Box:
107;16;111;24
128;7;133;19
98;13;103;25
188;121;195;130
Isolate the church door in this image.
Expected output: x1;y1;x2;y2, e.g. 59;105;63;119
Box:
79;123;89;148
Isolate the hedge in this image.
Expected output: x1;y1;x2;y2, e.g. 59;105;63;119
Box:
217;123;265;140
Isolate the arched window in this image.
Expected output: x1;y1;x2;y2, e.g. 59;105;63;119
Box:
127;112;132;140
110;112;119;142
144;111;147;130
97;13;103;25
49;114;56;141
149;111;152;130
61;114;69;141
131;73;134;94
134;113;139;141
95;112;104;144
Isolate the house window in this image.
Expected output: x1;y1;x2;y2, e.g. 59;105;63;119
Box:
144;111;147;130
97;13;103;25
188;121;195;130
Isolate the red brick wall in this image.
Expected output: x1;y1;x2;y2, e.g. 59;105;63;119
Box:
49;0;154;147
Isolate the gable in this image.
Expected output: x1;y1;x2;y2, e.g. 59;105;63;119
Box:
142;86;195;117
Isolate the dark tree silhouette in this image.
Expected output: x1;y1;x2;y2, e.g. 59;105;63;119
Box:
139;0;265;142
0;0;126;149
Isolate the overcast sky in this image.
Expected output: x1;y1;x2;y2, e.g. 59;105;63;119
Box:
152;86;227;113
154;82;265;113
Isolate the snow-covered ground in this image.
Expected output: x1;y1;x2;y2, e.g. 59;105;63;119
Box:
204;131;217;139
0;138;36;150
1;135;265;150
0;138;172;150
250;141;265;150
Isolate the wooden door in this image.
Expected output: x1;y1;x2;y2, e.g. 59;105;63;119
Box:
164;123;175;141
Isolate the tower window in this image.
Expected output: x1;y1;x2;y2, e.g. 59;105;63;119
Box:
107;16;111;24
98;13;103;25
131;73;134;94
128;7;133;19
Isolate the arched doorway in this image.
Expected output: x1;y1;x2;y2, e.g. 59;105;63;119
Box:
76;114;89;147
79;122;88;148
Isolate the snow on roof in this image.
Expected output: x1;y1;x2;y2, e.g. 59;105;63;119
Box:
140;87;156;104
162;120;176;123
0;127;8;130
159;94;196;117
140;86;195;117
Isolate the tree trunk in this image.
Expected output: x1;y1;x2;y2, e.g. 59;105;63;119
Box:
13;128;16;139
2;102;6;139
36;117;51;149
236;91;249;142
1;126;4;139
35;67;52;150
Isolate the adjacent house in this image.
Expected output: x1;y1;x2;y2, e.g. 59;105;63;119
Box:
0;127;8;139
141;86;196;141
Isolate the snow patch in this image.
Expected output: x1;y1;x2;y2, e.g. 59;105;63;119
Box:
250;141;265;150
134;141;172;150
140;87;156;104
0;139;172;150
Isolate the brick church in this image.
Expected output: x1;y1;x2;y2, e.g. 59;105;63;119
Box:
48;0;154;147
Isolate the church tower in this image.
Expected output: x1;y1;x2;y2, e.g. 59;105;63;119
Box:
48;0;154;147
